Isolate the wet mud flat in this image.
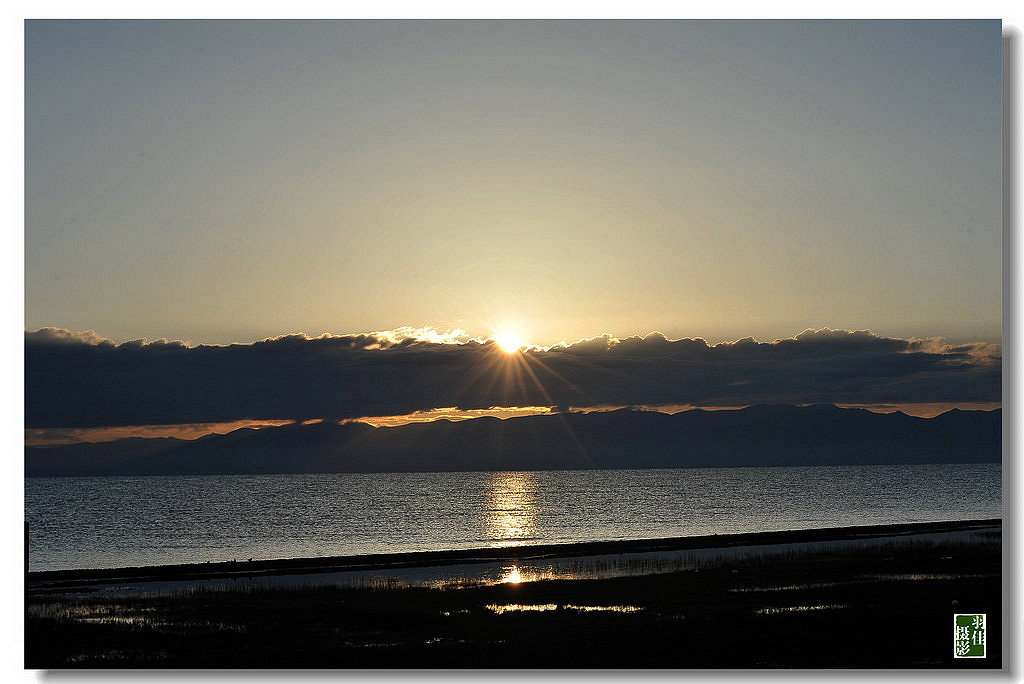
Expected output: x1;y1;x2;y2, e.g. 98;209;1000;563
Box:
26;519;999;592
26;521;1001;669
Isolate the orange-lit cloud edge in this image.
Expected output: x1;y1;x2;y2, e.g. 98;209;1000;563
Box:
24;326;1001;447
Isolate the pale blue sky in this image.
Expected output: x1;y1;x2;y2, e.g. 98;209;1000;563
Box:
25;20;1002;346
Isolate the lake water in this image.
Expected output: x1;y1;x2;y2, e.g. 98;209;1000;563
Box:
25;464;1001;572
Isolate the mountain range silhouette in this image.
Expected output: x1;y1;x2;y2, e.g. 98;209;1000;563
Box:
25;404;1000;477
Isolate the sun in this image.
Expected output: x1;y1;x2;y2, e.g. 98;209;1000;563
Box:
492;331;523;354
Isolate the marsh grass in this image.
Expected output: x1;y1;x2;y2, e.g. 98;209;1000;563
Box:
508;533;1001;582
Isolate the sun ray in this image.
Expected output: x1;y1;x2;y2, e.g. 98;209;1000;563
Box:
543;347;685;398
449;346;506;403
357;330;619;469
515;353;593;466
521;351;599;407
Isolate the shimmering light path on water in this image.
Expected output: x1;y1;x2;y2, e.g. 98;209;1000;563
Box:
26;464;1000;572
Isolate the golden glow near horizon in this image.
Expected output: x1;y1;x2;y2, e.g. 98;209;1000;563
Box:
348;405;552;429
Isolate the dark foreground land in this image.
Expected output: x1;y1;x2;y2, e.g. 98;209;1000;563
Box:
26;522;1002;669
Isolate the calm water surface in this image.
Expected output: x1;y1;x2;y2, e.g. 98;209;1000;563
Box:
25;464;1001;572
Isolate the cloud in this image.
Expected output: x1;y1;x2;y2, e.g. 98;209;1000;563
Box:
25;327;117;347
24;327;1001;428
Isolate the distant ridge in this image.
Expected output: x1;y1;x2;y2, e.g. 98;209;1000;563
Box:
25;404;1001;477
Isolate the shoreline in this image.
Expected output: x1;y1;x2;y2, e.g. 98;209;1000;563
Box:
27;517;1000;587
27;518;1002;668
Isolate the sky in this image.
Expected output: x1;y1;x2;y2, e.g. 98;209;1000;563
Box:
25;19;1002;348
8;11;1017;683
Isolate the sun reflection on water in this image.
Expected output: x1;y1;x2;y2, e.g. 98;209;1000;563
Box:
482;471;540;548
501;566;522;584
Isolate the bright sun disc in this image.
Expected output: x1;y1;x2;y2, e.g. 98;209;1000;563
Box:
493;332;523;354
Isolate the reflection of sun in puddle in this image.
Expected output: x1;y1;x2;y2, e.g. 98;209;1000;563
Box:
29;603;245;633
488;603;558;614
864;573;993;581
731;582;839;593
755;604;848;615
733;572;994;594
487;604;643;615
564;604;643;613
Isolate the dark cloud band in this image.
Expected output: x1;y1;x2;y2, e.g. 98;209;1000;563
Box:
24;327;1001;428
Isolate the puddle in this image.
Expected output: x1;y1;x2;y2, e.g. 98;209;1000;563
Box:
486;603;643;615
563;604;643;613
755;604;847;615
862;572;995;582
68;649;170;663
730;582;839;593
487;603;558;614
29;603;245;632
